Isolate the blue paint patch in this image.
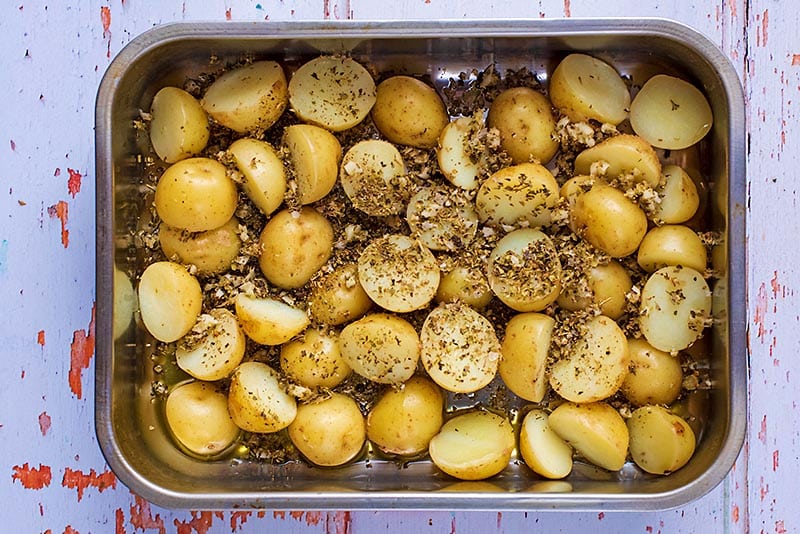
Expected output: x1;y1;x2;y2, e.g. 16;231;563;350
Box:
0;239;7;274
255;3;263;9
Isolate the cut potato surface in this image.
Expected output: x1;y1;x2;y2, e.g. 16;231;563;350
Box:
476;163;560;228
149;86;209;163
159;217;242;276
519;409;573;479
340;313;420;385
228;138;286;216
228;361;297;433
548;401;629;472
498;313;554;402
282;124;342;204
574;134;662;187
406;185;479;251
437;116;483;190
288;55;376;132
176;308;246;382
234;293;310;345
654;165;701;224
340;139;409;216
628;405;696;474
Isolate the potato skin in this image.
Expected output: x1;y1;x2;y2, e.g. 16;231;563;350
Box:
165;381;240;457
487;87;558;165
159;217;241;276
288;393;366;467
371;76;449;148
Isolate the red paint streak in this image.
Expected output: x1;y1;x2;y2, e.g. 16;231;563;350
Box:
130;494;165;534
773;450;779;470
646;527;654;533
11;463;52;489
450;516;456;534
230;511;251;531
38;412;51;436
598;512;605;520
10;139;16;151
67;168;82;197
69;303;96;399
754;282;768;340
793;54;800;66
326;512;351;534
762;9;769;47
101;6;111;33
257;511;265;519
323;0;330;18
760;477;769;501
225;8;232;20
64;527;79;534
290;511;304;521
40;503;44;516
770;271;782;298
273;511;286;520
563;0;571;16
62;467;116;501
777;520;787;534
174;512;220;534
727;0;737;18
758;414;767;444
496;512;502;529
732;504;740;523
37;330;45;346
305;512;323;526
54;167;61;177
115;508;125;534
47;200;69;248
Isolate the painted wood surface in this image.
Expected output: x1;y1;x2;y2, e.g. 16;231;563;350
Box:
0;0;792;532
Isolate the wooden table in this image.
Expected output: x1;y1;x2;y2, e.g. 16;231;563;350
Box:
1;1;791;532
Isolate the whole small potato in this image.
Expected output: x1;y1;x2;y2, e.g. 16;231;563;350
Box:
372;75;449;148
176;308;246;381
549;53;631;125
228;361;297;433
280;328;350;389
340;313;420;385
428;411;515;481
159;217;242;276
234;293;310;346
149;86;209;163
165;381;240;457
357;234;440;313
307;264;372;325
549;315;629;403
138;261;202;343
557;260;633;320
653;165;700;224
154;157;238;233
574;134;661;187
637;225;707;273
628;405;696;474
288;393;366;467
259;207;333;289
548;401;629;472
435;264;493;310
519;409;573;479
476;163;560;228
340;139;409;216
487;87;559;164
282;124;342;204
420;301;501;394
228;138;286;216
569;183;648;258
201;60;288;134
367;376;444;456
487;229;562;312
620;338;683;406
498;313;554;402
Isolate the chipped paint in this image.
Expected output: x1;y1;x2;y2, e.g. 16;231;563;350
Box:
38;412;51;436
62;467;117;501
37;329;45;346
173;511;220;534
67;168;82;197
69;303;96;399
11;463;52;489
129;494;165;534
47;200;69;248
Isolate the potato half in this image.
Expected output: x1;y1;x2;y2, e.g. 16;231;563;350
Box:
437;116;482;190
176;308;246;381
149;86;209;163
628;405;696;474
519;409;573;479
574;134;661;187
228;138;286;216
165;381;240;457
282;124;342;204
234;293;310;345
548;401;629;472
159;217;242;276
280;328;350;389
340;139;409;216
228;361;297;433
620;338;683;407
307;263;372;325
498;312;554;402
476;163;560;228
339;313;420;385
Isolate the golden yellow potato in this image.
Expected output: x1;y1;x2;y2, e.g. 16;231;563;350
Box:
234;293;310;346
280;328;350;389
428;411;515;481
498;313;554;402
549;53;631;125
357;234;440;313
159;217;242;276
637;225;707;273
339;313;420;385
406;186;479;251
548;401;629;472
228;361;297;433
569;183;648;258
154;157;238;232
487;87;558;164
435;265;493;309
165;381;240;457
476;163;560;228
340;139;409;216
307;264;372;325
420;301;501;394
557;260;633;320
202;60;288;134
228;138;286;216
639;266;712;353
372;75;449;148
559;174;594;206
288;393;366;466
519;409;573;479
288;55;376;132
628;405;696;474
574;134;661;187
437;115;482;190
282;124;342;204
653;165;700;224
259;207;333;289
630;74;713;150
138;261;202;343
620;338;683;406
149;86;209;163
487;229;562;312
367;376;444;456
550;315;629;403
176;308;246;381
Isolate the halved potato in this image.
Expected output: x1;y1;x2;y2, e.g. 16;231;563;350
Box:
282;124;342;204
159;217;242;276
149;86;209;163
574;134;661;187
138;261;202;343
228;361;297;433
340;139;409;216
339;313;420;385
176;308;246;381
165;381;240;457
437;116;482;190
234;293;310;345
498;312;554;402
519;409;573;479
548;401;629;472
476;163;560;228
228;138;286;216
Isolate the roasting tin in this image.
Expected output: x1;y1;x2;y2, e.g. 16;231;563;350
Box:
95;19;746;510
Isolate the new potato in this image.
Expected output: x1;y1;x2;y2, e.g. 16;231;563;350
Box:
280;328;350;389
228;361;297;433
487;87;559;164
548;402;629;472
165;381;240;457
228;138;286;216
138;261;202;343
519;409;574;479
282;124;342;204
498;312;554;402
288;393;366;466
628;405;696;474
149;86;209;163
307;263;372;325
159;217;242;276
176;308;246;381
339;314;420;385
372;75;449;148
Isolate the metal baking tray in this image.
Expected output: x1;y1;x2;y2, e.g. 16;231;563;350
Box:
95;19;746;510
